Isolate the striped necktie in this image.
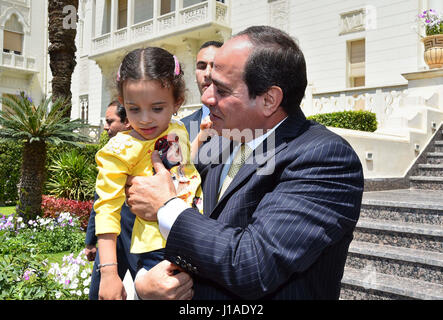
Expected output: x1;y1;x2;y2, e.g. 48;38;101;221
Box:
218;143;252;200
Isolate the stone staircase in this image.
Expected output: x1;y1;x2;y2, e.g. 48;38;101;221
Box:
340;129;443;300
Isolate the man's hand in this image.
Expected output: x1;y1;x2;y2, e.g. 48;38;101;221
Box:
85;244;97;262
125;151;177;221
135;260;194;300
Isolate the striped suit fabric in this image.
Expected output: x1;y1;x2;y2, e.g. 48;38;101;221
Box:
164;109;364;299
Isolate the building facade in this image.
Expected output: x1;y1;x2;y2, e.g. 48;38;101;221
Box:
1;0;443;180
0;0;48;105
71;0;441;125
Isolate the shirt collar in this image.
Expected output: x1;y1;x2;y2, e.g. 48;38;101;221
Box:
245;116;287;151
201;104;210;120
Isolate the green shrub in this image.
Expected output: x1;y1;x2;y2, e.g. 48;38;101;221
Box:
0;212;92;300
0;139;102;204
307;110;377;132
0;241;68;300
98;130;109;148
46;149;96;201
0;140;22;205
0;213;85;255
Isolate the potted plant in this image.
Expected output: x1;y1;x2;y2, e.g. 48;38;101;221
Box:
417;9;443;69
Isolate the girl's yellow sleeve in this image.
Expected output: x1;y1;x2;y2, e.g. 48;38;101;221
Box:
94;135;135;236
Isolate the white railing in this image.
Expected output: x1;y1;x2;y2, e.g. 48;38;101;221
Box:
158;12;176;32
114;28;128;46
131;19;154;39
92;33;111;51
92;0;229;55
301;84;410;130
1;52;36;71
180;2;209;25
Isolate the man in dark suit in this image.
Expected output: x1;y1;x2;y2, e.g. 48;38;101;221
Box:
85;100;138;300
181;40;223;142
126;26;364;300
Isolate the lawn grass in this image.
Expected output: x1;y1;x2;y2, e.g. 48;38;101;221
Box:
43;251;71;264
0;206;16;216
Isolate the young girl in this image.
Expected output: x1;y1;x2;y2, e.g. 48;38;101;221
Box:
94;47;202;300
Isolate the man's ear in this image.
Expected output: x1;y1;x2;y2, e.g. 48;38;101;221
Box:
123;119;132;130
262;86;283;117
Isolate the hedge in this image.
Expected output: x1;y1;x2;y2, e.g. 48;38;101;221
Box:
0;141;22;205
0;136;106;205
307;110;377;132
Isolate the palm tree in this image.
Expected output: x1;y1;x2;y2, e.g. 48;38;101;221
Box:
0;92;90;221
48;0;79;118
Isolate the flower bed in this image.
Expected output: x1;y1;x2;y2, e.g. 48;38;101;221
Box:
41;195;93;231
0;212;91;300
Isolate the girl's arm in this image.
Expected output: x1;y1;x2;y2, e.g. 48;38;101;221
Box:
94;139;134;300
97;233;127;300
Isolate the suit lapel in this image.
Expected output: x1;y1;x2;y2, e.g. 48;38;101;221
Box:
209;112;309;217
202;139;234;217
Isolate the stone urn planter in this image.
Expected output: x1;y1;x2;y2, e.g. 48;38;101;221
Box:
422;34;443;69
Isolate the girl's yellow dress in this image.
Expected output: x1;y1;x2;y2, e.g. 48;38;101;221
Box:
94;119;202;254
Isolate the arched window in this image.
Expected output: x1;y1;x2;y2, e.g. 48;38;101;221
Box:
3;14;24;55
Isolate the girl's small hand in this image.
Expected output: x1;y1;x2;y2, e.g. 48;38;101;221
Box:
198;115;217;141
99;270;127;300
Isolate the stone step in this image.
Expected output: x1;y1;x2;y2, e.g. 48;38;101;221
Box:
346;240;443;283
340;267;443;300
361;201;443;225
409;176;443;190
353;218;443;253
435;141;443;152
417;164;443;177
426;152;443;164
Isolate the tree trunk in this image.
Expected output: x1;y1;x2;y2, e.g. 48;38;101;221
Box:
16;141;47;221
48;0;79;118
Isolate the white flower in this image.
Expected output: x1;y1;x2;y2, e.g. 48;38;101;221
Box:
106;134;133;154
55;291;62;299
80;270;88;279
83;288;90;295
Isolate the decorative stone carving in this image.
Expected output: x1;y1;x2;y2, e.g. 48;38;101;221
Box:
182;4;207;25
0;1;31;34
132;20;153;39
269;0;289;33
215;3;227;24
339;7;376;35
158;14;175;32
340;9;366;35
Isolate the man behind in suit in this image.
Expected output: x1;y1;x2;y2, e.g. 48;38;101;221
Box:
85;100;138;300
126;26;364;299
181;40;223;142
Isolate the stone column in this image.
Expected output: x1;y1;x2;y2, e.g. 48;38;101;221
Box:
127;0;134;27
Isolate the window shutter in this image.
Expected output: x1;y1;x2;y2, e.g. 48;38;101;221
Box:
350;39;365;78
3;30;23;54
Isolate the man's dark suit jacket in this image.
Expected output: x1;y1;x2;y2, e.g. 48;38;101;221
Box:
163;108;364;299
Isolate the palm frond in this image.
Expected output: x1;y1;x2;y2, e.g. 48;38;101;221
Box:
0;93;92;145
